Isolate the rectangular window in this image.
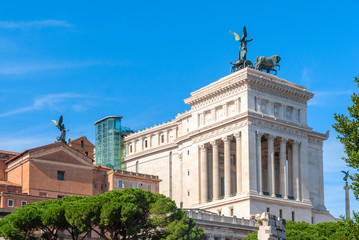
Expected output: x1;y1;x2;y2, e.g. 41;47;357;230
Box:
292;211;295;221
230;208;234;216
57;195;64;199
279;209;283;219
39;192;47;197
21;201;27;206
148;184;152;192
118;180;124;188
161;135;164;143
267;207;270;213
57;171;65;181
94;183;97;189
8;199;14;207
145;140;148;148
131;182;138;188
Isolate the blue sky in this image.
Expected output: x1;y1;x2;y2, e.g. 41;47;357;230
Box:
0;0;358;218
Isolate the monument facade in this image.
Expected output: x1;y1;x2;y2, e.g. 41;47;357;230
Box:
124;67;335;223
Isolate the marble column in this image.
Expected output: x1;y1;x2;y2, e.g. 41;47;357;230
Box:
179;153;183;205
211;140;219;200
222;136;231;198
256;131;263;195
287;147;293;197
267;135;275;197
300;141;310;203
280;138;288;199
318;149;325;208
292;141;300;201
200;144;208;203
235;133;242;194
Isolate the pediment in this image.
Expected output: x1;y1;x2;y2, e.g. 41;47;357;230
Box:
32;147;93;167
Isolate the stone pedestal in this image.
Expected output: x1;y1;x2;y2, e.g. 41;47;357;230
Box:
344;184;350;219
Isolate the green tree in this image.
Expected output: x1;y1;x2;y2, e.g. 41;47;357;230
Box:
333;76;359;199
0;203;42;240
0;189;203;240
244;220;359;240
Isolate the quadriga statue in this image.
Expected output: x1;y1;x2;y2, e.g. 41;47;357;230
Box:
255;55;281;75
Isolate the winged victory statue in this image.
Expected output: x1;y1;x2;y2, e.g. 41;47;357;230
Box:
229;26;254;72
52;115;69;143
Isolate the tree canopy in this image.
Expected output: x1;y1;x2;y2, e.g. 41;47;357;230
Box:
333;76;359;200
244;219;359;240
0;189;204;240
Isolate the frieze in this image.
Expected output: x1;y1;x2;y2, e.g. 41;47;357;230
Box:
192;119;249;143
249;119;308;138
308;138;323;146
190;83;247;110
248;84;307;105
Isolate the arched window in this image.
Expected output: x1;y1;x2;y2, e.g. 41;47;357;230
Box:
136;161;139;173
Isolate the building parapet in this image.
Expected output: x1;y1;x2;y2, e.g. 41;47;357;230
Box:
185;208;258;228
108;169;160;181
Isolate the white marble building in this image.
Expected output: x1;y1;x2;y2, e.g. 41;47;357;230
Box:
124;68;335;223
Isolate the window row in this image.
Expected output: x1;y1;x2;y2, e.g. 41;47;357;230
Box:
198;99;241;128
255;97;303;123
7;199;27;207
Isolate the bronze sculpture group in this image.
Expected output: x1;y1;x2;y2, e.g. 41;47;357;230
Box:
229;26;281;75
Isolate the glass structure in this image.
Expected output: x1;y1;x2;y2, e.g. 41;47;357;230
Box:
94;116;135;170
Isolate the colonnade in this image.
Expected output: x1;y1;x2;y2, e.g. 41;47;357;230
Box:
198;131;310;204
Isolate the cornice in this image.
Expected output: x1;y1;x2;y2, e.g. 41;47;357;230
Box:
184;68;314;108
125;121;177;141
125;142;177;161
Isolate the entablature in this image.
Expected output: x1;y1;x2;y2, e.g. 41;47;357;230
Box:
184;68;314;110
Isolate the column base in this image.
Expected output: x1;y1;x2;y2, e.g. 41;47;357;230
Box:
259;192;263;195
296;198;301;201
302;199;311;204
284;196;288;200
271;194;276;197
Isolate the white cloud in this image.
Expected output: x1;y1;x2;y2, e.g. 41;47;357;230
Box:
0;20;73;29
0;60;104;75
0;93;87;117
308;90;353;106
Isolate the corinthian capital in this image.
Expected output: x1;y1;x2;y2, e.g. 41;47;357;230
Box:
199;144;207;151
221;136;231;143
267;134;276;142
234;132;241;140
210;140;218;147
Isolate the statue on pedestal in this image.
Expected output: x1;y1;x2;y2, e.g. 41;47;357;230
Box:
52;115;69;143
229;26;254;73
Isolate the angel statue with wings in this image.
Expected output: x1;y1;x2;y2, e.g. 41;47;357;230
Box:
52;115;69;143
341;170;350;186
230;26;253;61
229;26;254;73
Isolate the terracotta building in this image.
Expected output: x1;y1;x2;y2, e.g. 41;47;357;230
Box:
0;140;161;215
68;136;95;160
0;150;18;180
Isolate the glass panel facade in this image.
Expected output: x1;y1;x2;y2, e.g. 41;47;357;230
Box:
95;116;136;170
95;117;122;169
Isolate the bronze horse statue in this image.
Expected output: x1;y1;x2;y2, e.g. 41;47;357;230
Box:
255;55;281;75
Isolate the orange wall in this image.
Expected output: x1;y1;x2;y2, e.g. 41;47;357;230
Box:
28;161;93;198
